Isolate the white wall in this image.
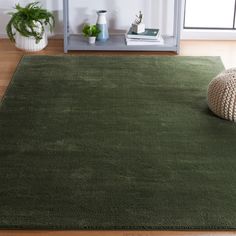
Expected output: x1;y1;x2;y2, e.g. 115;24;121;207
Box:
0;0;175;37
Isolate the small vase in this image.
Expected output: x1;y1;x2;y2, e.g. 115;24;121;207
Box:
96;10;109;42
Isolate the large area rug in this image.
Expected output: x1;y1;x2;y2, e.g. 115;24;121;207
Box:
0;55;236;230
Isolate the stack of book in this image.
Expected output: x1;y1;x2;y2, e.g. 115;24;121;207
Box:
125;28;164;46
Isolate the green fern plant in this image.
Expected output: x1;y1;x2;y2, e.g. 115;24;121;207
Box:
82;24;101;37
6;2;55;44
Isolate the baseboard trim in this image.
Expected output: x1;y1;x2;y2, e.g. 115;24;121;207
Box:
181;29;236;40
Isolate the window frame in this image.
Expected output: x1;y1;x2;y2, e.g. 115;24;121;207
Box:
183;0;236;30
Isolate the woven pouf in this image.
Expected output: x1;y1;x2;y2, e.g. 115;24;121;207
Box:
208;68;236;122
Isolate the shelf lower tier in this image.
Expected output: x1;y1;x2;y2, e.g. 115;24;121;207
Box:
65;34;179;52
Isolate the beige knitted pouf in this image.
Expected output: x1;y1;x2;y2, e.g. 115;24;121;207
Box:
208;68;236;122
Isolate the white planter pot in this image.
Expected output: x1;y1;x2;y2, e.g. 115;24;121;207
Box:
15;31;48;52
88;36;96;45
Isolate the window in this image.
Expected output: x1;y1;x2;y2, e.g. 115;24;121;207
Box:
184;0;236;30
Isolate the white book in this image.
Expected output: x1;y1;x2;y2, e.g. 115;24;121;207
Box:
125;36;164;46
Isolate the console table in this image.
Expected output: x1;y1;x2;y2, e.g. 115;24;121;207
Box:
63;0;182;53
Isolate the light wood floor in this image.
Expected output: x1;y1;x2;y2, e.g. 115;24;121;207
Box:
1;39;236;236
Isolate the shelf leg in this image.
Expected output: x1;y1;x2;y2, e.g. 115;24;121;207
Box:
63;0;69;53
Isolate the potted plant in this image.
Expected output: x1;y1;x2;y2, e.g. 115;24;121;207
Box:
82;24;100;44
6;2;55;52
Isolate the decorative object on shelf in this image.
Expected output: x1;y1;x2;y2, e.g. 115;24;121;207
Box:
125;36;164;46
208;68;236;122
131;11;145;34
82;24;101;45
126;28;159;40
96;10;109;42
88;37;96;45
6;2;55;52
125;26;162;46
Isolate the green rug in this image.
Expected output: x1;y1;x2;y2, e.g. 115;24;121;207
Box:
1;55;236;230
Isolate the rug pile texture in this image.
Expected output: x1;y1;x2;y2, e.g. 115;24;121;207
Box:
1;56;236;230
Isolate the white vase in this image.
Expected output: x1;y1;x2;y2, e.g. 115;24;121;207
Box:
96;10;109;42
15;26;48;52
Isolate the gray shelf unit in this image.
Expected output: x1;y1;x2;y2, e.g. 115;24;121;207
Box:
63;0;182;53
